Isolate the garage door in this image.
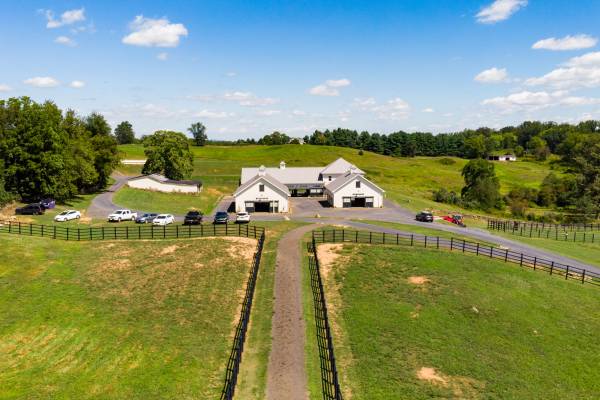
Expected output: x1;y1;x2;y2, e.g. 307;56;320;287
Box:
366;197;374;208
342;197;351;208
245;201;255;213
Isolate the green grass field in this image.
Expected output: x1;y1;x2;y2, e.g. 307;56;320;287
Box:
313;243;600;399
113;186;223;215
0;234;257;399
117;144;557;215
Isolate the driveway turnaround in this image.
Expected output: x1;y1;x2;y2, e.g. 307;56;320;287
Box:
266;225;317;400
86;173;130;219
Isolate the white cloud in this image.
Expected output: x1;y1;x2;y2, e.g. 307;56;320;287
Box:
476;0;527;24
422;108;434;113
0;84;12;92
309;78;351;96
46;8;85;29
482;90;600;112
374;98;411;120
226;72;237;77
222;91;279;106
525;52;600;89
256;109;281;116
325;78;351;88
69;80;85;88
474;67;508;83
157;52;168;61
532;34;597;51
353;97;377;109
23;76;60;88
194;110;234;119
54;36;76;46
122;16;188;48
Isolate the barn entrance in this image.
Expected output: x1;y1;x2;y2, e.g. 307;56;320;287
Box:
249;200;279;213
342;196;374;208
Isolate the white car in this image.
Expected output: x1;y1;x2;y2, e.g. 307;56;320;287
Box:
107;209;137;222
153;214;174;226
54;210;81;222
236;212;251;223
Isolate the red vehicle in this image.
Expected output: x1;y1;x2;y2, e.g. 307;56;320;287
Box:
442;214;466;227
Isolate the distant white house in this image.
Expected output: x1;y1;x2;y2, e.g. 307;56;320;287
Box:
488;154;517;162
234;158;384;213
127;174;202;194
121;159;147;165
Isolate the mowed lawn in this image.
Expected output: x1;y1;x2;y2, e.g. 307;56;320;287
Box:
0;234;257;399
113;185;223;215
315;244;600;399
117;144;556;214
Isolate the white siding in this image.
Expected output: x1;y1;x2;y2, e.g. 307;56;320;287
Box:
325;177;383;208
234;180;289;212
127;178;199;194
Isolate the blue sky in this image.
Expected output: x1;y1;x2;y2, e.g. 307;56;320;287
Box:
1;0;600;139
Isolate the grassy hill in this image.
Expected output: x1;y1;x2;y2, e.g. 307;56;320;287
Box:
309;243;600;399
118;144;557;214
0;234;257;399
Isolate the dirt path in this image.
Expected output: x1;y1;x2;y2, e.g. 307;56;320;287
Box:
266;224;317;400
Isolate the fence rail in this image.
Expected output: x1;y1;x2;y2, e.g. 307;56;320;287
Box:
488;219;600;233
0;220;264;241
312;229;600;288
307;239;344;400
487;219;600;243
220;230;265;400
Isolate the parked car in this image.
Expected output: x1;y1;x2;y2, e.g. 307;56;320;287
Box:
54;210;81;222
39;198;56;210
153;214;174;226
15;204;45;215
235;212;251;224
183;211;204;225
107;209;137;222
415;211;434;222
136;213;159;224
213;211;229;224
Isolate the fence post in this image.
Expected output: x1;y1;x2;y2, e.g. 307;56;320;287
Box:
582;269;586;284
476;243;479;255
356;230;358;242
410;234;414;246
126;226;129;240
489;246;493;258
450;237;453;250
550;261;554;275
383;232;386;245
163;225;166;239
77;228;80;241
424;236;427;248
533;257;537;270
462;240;465;253
565;266;569;280
505;249;508;262
102;226;105;240
520;253;523;267
176;225;179;238
396;233;399;245
369;231;372;243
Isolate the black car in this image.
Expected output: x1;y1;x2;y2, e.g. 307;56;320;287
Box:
415;211;434;222
213;211;229;224
184;210;204;225
16;204;45;215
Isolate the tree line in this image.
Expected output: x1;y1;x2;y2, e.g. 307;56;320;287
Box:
0;97;120;205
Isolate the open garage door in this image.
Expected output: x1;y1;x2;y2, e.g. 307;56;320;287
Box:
343;196;374;208
252;200;279;213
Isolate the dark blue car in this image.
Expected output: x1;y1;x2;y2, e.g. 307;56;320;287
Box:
39;198;56;209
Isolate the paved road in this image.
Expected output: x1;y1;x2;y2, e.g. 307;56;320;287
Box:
86;173;130;219
266;225;315;400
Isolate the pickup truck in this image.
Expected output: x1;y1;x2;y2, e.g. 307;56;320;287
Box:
107;209;137;222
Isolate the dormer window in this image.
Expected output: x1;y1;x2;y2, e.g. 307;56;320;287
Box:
356;181;361;188
259;184;265;192
328;176;332;181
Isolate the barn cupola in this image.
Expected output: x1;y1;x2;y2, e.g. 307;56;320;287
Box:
258;165;267;176
279;161;286;170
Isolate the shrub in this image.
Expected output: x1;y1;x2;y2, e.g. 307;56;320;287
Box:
438;157;456;165
432;188;460;205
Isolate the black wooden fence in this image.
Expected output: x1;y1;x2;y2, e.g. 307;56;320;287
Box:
488;219;600;243
220;230;265;400
312;229;600;288
307;239;344;400
488;219;600;233
0;220;263;241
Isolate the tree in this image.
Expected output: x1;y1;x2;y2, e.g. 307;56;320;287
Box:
86;112;119;190
258;131;290;145
461;159;501;210
188;122;208;146
114;121;136;144
85;112;112;136
142;131;193;180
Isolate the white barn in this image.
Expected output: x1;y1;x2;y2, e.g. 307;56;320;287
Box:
234;158;384;213
127;174;202;194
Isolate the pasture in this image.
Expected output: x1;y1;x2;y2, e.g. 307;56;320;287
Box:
0;234;257;399
311;243;600;399
117;144;557;215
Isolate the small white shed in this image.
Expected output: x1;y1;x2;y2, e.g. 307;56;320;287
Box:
127;174;202;194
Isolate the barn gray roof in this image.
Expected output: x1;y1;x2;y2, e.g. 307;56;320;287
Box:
320;158;364;175
234;173;290;197
129;174;201;186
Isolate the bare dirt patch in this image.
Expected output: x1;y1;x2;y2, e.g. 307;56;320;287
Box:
417;366;484;399
159;245;180;255
408;276;430;285
316;243;344;280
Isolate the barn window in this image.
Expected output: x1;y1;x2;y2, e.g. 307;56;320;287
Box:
259;184;265;192
356;181;361;188
328;176;332;181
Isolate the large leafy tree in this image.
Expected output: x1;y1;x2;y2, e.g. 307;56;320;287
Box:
142;131;193;180
572;135;600;218
188;122;207;146
114;121;136;144
86;112;119;190
461;159;501;210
